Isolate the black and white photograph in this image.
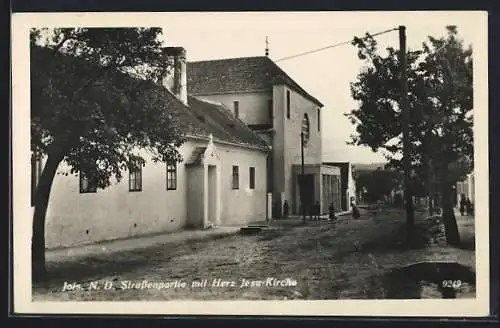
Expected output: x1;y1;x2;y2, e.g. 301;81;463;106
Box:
12;11;489;316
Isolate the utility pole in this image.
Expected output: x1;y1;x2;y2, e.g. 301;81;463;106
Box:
399;25;415;235
300;131;306;224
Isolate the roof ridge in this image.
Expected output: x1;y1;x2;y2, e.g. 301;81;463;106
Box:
188;56;268;64
186;55;323;107
263;58;323;107
186;96;269;150
188;95;224;107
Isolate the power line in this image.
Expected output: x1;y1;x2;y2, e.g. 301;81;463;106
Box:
274;27;399;63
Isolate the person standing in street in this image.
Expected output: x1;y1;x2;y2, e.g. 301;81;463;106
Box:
351;201;360;220
328;203;337;221
466;198;473;216
314;200;321;220
459;193;466;216
283;200;289;218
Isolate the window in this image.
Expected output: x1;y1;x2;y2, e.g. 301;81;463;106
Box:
31;153;43;205
166;162;177;190
302;113;310;146
79;171;97;194
317;108;321;131
249;167;255;189
268;99;273;119
233;101;239;118
232;165;239;189
286;90;291;119
129;166;142;192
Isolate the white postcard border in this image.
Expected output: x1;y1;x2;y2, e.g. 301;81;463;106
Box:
11;11;490;317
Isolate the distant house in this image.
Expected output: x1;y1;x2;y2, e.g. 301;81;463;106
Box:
31;47;270;249
323;162;356;211
187;56;340;215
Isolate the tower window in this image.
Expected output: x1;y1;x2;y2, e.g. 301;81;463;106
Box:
286;90;291;119
268;99;273;120
317;108;321;131
249;167;255;189
233;101;239;118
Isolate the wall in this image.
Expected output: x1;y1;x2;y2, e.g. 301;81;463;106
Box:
45;144;193;249
254;131;274;193
193;86;323;218
43;138;268;249
272;85;286;209
216;142;268;226
192;91;273;126
347;163;357;205
186;165;204;228
279;85;323;211
290;165;340;214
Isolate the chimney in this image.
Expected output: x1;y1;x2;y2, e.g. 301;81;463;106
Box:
163;46;188;105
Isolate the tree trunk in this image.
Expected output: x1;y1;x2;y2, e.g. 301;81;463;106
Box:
32;154;62;283
404;185;415;242
427;159;435;216
428;194;434;216
440;178;461;246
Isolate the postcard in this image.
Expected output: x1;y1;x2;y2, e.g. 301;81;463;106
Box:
11;11;490;317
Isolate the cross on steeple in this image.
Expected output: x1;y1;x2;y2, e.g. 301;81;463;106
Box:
265;36;269;57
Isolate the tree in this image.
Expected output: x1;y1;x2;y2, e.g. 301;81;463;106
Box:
346;26;473;246
354;169;398;203
31;28;187;281
419;27;473;245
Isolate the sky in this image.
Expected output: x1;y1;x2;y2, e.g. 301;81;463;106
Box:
152;12;480;164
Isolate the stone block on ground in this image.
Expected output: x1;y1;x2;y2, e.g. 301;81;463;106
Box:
240;226;263;235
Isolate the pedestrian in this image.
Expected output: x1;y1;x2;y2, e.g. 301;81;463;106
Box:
283;200;289;218
466;198;473;216
459;193;466;216
328;203;337;221
314;200;321;221
351;201;360;220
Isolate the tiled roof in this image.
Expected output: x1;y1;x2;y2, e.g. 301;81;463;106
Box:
186;96;270;151
247;124;273;131
187;56;323;107
185;147;207;166
32;46;270;154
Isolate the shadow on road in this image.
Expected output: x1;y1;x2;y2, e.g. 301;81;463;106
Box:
35;237;214;288
382;261;476;299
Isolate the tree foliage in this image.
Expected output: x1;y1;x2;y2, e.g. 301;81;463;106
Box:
347;27;473;180
346;26;473;245
355;168;399;203
31;28;186;186
30;28;187;281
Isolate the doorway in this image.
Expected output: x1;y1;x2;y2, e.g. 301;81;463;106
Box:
298;174;315;213
207;165;217;224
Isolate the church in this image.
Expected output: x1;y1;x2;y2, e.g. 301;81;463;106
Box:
32;45;342;250
187;52;342;216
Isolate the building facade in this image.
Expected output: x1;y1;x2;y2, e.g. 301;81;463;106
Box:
31;47;270;249
322;162;357;211
187;56;340;216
